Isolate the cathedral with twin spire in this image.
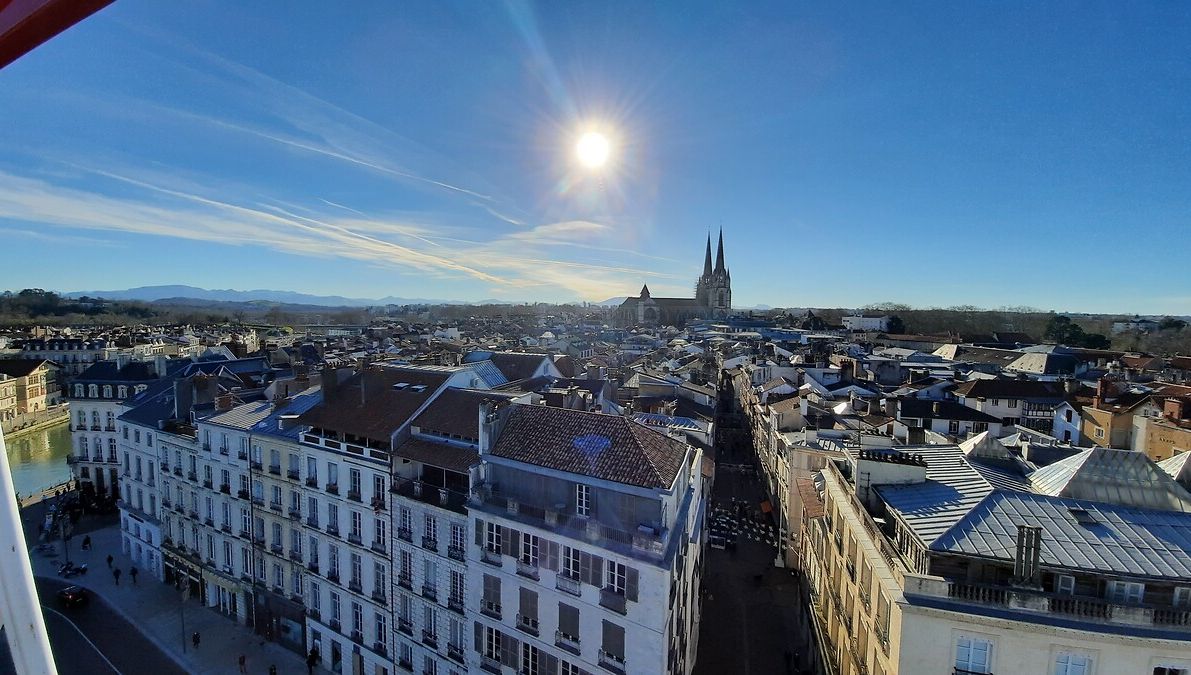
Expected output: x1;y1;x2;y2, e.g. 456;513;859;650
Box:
614;229;732;326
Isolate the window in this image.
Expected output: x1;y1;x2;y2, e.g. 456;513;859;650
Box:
374;612;387;650
307;456;318;481
374;562;386;596
601;620;625;663
948;420;959;434
1107;580;1144;604
1008;399;1018;408
1094;427;1105;440
1175;587;1191;608
310;581;321;612
449;569;464;602
1154;667;1189;675
327;462;338;486
450;523;465;552
372;473;385;500
576;484;591;517
423;604;436;638
424;559;438;593
330;591;341;621
351;511;362;539
955;636;992;674
349;468;361;496
482;574;501;616
483;626;501;660
521;643;540;674
558;603;580;642
328;545;340;578
351;601;362;634
486;521;501;553
373;517;386;547
223;540;232;567
991;398;1000;406
606;560;627;594
309;535;319;566
350;553;362;586
424;514;437;541
1053;652;1092;675
520;533;539;566
562;546;580;579
1056;574;1075;595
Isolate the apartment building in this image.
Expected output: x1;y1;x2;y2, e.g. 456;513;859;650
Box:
69;355;172;498
802;443;1191;675
20;337;115;378
469;403;705;675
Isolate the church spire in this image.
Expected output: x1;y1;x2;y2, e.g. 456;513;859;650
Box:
702;233;713;277
714;227;725;273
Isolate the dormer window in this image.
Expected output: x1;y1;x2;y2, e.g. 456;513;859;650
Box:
575;484;591;518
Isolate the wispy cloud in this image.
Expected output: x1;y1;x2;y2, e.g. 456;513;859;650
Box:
0;228;122;248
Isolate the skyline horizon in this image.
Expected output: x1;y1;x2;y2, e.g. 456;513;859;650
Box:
13;281;1188;318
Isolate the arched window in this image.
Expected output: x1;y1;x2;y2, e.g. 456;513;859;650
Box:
93;437;102;460
135;385;148;394
117;385;128;399
102;385;112;398
77;410;86;427
88;384;98;398
91;411;99;428
73;384;83;397
106;411;115;430
80;437;88;454
108;438;116;461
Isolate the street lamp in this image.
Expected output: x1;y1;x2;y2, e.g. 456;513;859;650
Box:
175;577;188;654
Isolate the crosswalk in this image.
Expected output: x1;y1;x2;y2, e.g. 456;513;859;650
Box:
709;506;780;548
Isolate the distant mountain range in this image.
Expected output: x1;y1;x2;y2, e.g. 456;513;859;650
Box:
64;285;487;307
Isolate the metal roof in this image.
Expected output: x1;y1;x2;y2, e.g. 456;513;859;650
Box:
875;445;994;545
1028;447;1191;512
931;489;1191;580
206;387;322;439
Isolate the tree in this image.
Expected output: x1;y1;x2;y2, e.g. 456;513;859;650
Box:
886;315;906;334
1159;317;1188;331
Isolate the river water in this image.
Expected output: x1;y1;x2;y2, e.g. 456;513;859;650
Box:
5;421;72;498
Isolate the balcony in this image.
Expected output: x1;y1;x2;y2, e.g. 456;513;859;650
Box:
480;655;501;674
390;478;468;515
326;571;340;584
447;595;465;614
598;649;626;674
287;468;300;480
305;477;319;488
289;549;303;563
202;442;212;452
516;613;539;637
347;489;362;503
325;483;339;496
289;507;301;520
481;548;502;567
268;465;281;476
270;543;284;555
250;460;263;470
481;600;501;620
237;449;246;460
420;629;437;648
447;545;466;562
347;533;362;546
555;630;580;655
421;536;438;553
373;643;387;658
221;523;232;534
219;483;231;494
599;588;627;615
187;470;198;481
447;643;464;664
307;560;320;573
397;527;412;543
204;517;215;527
556;574;582;597
306;516;320;528
398;573;412;590
370;496;386;512
159;463;169;473
372;590;387;606
398;657;412;671
421;584;437;602
473;485;669;562
516;559;540;581
397;617;413;636
348;579;363;594
251;496;264;506
269;502;282;513
173;467;183;477
370;540;387;555
202;479;213;489
237;489;250;500
328;618;341;632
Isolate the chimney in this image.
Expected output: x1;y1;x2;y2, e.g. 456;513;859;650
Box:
1012;525;1043;587
115;352;130;371
1062;377;1079;395
932;401;941;416
587;364;599;380
215;393;234;411
154;354;168;378
321;365;340;401
1164;397;1186;420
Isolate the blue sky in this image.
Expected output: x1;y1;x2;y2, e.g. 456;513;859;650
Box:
1;1;1190;313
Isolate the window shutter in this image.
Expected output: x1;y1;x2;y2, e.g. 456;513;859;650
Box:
519;587;538;620
586;554;604;588
626;566;639;602
542;540;559;571
474;621;482;654
544;653;559;675
475;519;484;547
602;620;625;659
508;528;521;557
483;574;500;607
499;631;519;667
559;602;580;637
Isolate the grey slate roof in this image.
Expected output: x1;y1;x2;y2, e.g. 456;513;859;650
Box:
931;489;1191;580
874;445;995;544
490;404;689;490
205;388;323;440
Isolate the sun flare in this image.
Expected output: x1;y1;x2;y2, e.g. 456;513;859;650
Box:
575;131;611;169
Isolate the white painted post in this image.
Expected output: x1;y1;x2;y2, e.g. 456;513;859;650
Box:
0;427;58;673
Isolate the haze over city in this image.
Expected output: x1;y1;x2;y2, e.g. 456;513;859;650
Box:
2;2;1191;314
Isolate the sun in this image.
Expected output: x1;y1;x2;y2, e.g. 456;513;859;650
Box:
575;131;611;169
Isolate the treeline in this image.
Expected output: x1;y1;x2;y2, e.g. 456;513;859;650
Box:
0;289;162;327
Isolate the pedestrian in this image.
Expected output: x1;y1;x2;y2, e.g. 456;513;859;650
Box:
112;567;121;586
306;649;316;674
106;554;113;568
130;566;138;584
82;535;91;551
268;666;277;675
191;631;200;649
237;654;247;673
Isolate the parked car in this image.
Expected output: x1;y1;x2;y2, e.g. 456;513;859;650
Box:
57;585;89;608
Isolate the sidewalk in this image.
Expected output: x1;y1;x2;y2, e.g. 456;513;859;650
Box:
29;523;325;675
